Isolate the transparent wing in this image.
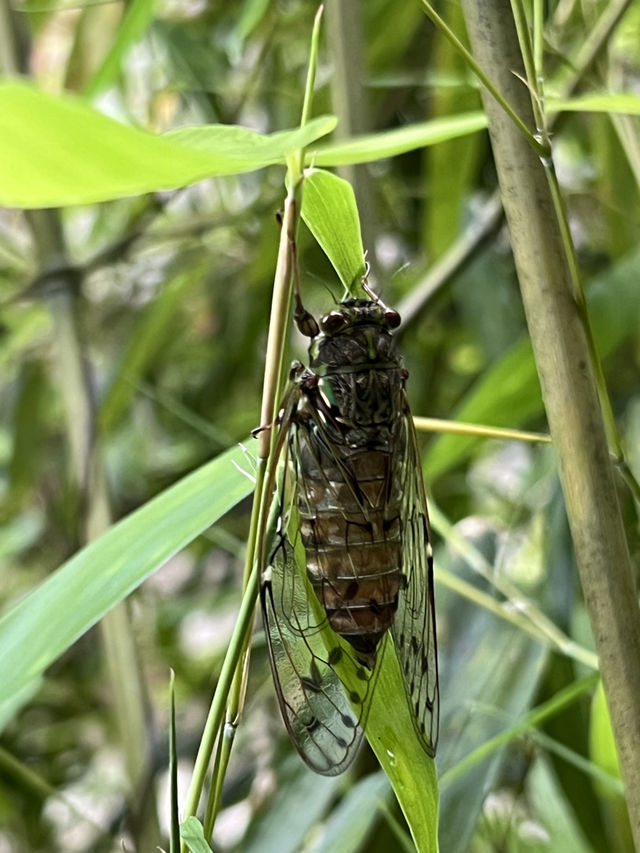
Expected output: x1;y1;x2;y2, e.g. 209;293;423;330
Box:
260;418;373;776
390;402;440;756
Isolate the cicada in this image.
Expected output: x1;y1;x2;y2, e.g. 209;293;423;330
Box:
260;284;439;775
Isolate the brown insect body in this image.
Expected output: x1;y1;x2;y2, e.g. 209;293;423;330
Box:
261;294;439;775
294;299;407;664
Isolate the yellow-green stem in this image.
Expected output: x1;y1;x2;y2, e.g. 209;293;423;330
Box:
413;416;550;445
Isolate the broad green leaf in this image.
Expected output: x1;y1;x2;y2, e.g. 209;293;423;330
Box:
0;442;254;706
180;817;214;853
332;641;439;853
310;112;487;166
301;168;366;291
84;0;159;96
165;120;336;161
366;646;439;853
0;80;336;207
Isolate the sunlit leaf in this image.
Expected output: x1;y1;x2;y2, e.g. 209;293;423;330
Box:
334;642;439;853
309;112;487;166
0;81;336;207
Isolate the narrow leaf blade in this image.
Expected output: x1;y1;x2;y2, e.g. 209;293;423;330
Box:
0;443;254;705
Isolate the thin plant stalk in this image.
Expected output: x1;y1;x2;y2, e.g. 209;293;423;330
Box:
186;8;326;838
435;562;598;670
180;563;260;831
413;416;551;445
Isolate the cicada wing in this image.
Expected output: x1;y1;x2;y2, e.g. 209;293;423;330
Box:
390;405;440;757
260;425;371;776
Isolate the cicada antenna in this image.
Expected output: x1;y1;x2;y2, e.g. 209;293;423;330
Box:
290;231;319;338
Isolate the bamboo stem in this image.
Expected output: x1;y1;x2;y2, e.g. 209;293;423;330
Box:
459;2;640;847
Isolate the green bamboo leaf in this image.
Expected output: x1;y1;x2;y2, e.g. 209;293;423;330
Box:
366;646;439;853
180;817;214;853
0;81;336;207
0;442;254;706
301;168;366;291
309;112;487;166
164;119;336;161
333;641;439;853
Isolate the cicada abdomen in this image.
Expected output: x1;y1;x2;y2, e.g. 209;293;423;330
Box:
260;292;439;775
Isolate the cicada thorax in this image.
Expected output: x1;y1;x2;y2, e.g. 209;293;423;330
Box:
293;299;407;665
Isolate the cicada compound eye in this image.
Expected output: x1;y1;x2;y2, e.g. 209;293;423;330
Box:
320;310;348;335
385;309;401;330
